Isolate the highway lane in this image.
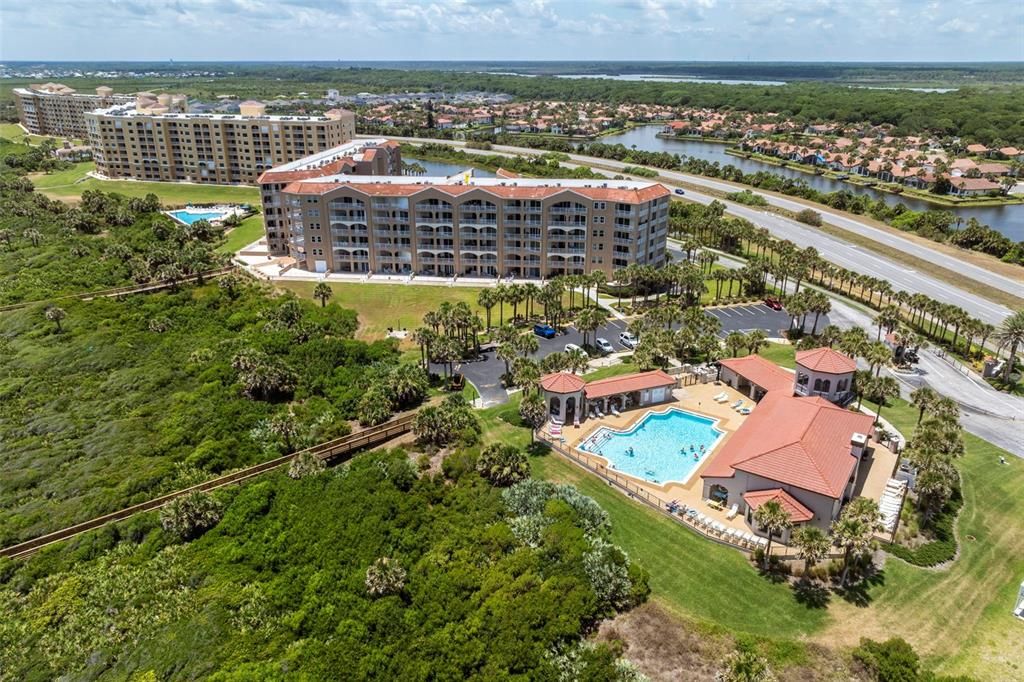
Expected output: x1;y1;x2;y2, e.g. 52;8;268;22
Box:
378;136;1019;326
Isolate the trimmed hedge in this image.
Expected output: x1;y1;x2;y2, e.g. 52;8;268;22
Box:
883;488;963;567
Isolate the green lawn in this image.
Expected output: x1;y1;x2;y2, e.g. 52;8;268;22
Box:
531;453;830;640
0;122;53;145
477;374;1024;678
29;161;260;206
275;281;486;346
217;215;266;254
582;359;639;382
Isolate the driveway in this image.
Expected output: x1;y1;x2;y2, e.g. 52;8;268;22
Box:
432;304;822;408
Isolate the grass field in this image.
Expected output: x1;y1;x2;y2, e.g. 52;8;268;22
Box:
276;281;487;346
217;215;266;254
28;161;260;206
473;375;1024;678
0;122;54;145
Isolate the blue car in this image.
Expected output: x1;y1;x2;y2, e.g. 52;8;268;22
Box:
533;323;557;339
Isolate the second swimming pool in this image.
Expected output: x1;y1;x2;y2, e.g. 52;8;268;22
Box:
579;408;725;485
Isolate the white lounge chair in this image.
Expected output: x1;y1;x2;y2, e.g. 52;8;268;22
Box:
610;404;621;416
733;401;748;412
738;406;753;415
597;406;605;418
729;400;743;410
726;503;739;520
713;391;729;403
713;521;726;535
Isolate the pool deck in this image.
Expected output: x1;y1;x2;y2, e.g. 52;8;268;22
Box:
548;380;900;552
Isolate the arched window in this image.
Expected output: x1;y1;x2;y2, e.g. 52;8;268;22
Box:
797;373;809;386
821;379;831;393
813;378;823;391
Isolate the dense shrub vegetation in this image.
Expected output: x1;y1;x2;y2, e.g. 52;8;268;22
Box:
0;280;408;544
0;450;647;679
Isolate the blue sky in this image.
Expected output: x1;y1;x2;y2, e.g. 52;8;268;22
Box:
1;0;1021;62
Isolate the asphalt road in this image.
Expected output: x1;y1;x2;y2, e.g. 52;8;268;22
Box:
377;136;1019;327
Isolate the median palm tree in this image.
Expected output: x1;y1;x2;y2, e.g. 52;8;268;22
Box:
752;499;792;569
313;282;333;308
864;341;893;377
874;304;902;342
994;309;1024;383
746;329;768;356
566;348;590;375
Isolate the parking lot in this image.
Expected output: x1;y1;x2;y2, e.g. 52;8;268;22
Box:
434;303;828;407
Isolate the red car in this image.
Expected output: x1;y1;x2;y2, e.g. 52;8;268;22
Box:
764;297;783;311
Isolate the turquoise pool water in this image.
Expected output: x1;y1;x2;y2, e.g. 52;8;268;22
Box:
169;210;227;225
579;408;724;485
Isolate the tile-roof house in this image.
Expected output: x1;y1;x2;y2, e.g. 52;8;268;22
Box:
703;348;873;537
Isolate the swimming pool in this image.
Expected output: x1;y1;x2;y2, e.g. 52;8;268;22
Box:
579;408;725;485
169;210;228;225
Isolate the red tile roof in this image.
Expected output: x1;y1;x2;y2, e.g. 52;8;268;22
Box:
280;181;671;203
718;355;794;393
743;488;814;522
949;177;1001;191
584;370;676;400
795;347;857;375
702;392;874;498
258;157;357;184
539;372;586;394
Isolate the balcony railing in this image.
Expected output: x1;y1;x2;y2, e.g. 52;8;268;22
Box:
549;207;588;215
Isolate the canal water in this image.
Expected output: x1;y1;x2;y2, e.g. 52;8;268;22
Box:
598;126;1023;240
407;158;496;178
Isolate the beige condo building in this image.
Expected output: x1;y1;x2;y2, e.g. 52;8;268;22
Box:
273;174;670;279
13;83;134;138
86;99;357;185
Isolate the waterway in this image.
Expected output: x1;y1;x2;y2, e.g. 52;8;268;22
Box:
552;73;787;86
406;158;496;178
598;126;1023;240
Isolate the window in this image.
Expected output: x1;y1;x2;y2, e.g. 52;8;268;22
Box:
593;216;605;224
593;201;606;210
797;373;809;386
592;229;604;238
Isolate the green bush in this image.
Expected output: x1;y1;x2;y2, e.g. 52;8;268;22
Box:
795;208;823;226
883;489;962;567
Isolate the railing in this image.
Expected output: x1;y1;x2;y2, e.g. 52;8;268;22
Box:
0;414;417;560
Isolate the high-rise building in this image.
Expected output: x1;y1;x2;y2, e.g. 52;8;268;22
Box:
259;138;402;255
86;98;357;185
13;83;134;138
272;174;670;278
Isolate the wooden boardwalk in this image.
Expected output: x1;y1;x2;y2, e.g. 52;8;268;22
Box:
0;413;416;560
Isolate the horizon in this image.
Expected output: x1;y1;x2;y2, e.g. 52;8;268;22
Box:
2;0;1021;62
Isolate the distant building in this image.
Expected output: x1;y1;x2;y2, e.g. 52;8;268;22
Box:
13;83;133;137
86;97;356;185
271;174;670;279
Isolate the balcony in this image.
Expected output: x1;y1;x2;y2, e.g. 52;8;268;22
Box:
374;228;411;237
547;246;587;255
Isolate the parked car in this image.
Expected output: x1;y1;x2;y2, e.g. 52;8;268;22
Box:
763;296;783;311
564;343;588;358
595;337;614;354
618;332;638;349
533;323;557;339
674;188;686;196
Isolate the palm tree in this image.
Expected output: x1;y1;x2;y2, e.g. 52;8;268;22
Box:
864;341;893;377
746;329;768;356
725;331;747;358
494;283;509;326
994;310;1024;383
819;324;843;349
575;305;608;348
874;304;902;342
566;348;589;375
45;305;67;333
910;386;938;425
867;375;899;423
497;341;518;381
831;497;880;587
752;499;792;568
791;525;830;578
412;327;435;369
313;282;333;308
